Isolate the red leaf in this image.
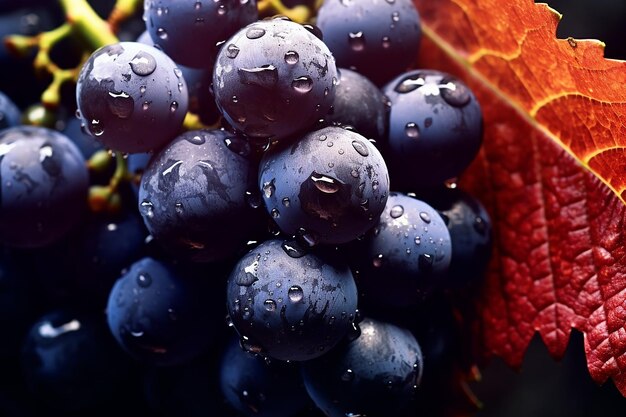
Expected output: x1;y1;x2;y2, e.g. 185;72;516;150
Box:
412;0;626;394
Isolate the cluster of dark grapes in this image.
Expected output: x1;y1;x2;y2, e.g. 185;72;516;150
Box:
0;0;492;416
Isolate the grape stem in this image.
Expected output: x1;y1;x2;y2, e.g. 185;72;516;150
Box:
257;0;311;23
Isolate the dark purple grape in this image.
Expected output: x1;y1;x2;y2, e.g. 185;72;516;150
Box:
0;126;88;248
382;69;483;188
220;337;309;417
213;17;337;143
420;187;493;288
316;0;421;86
62;116;104;159
106;257;218;366
76;41;188;153
302;317;423;417
353;192;452;309
0;91;20;130
226;239;358;361
144;0;258;69
138;129;262;263
258;126;389;245
322;68;389;141
21;310;135;413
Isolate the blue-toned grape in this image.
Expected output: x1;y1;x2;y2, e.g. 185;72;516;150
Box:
220;337;309;417
226;239;358;361
213;17;337;143
0;91;20;130
302;317;423;417
382;69;483;188
259;126;389;245
353;192;452;309
322;68;389;141
21;310;134;413
0;126;88;248
144;0;258;69
421;187;493;288
76;41;188;153
106;257;218;366
316;0;421;86
138;129;262;263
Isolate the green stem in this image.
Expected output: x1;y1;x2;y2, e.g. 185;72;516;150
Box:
110;153;131;191
108;0;143;31
59;0;118;49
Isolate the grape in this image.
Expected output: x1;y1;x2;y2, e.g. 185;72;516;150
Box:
76;41;189;153
220;337;309;417
301;317;423;417
144;0;258;69
352;192;452;310
382;69;483;188
138;128;262;263
258;126;389;245
21;310;135;413
106;257;219;366
0;126;89;248
225;239;359;361
0;91;20;130
421;187;493;288
322;68;390;141
213;17;337;143
316;0;422;86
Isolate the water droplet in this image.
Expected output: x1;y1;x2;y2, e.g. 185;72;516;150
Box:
137;273;152;287
224;136;251;157
394;73;426;93
405;122;420;138
262;179;275;198
238;65;278;88
157;27;168;39
284;50;299;64
288;285;304;302
382;36;391;48
240;336;264;354
351;140;369;157
292;76;313;93
302;24;323;40
390;205;404;218
341;369;355;382
419;253;434;272
129;51;157;76
282;240;307;258
245;190;263;209
246;26;266;39
142;101;151;111
386;0;395;4
177;82;184;92
318;134;327;141
107;90;134;119
226;44;240;58
194;1;202;9
326;141;334;147
175;202;184;214
139;85;146;94
217;4;226;15
348;31;365;51
271;208;280;218
414;236;421;245
140;200;154;218
170;101;179;112
440;78;471;107
419;211;431;223
372;180;379;191
310;172;341;194
372;254;384;268
391;11;400;22
187;134;205;145
264;299;277;312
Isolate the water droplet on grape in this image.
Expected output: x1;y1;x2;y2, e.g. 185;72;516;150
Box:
288;285;304;302
292;76;313;93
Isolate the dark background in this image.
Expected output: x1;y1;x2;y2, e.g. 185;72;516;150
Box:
473;1;626;416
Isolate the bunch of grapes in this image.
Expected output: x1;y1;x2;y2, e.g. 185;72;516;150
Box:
0;0;492;416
